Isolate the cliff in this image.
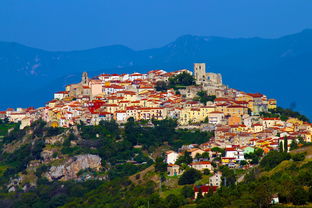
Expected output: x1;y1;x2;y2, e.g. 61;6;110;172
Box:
45;154;102;181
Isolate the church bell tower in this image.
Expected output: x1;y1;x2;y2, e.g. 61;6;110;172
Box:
81;72;89;86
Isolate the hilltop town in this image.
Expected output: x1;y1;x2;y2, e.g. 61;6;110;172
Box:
2;63;312;164
1;63;312;206
2;63;278;127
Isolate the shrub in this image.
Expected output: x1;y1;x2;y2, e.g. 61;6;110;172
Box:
178;168;202;185
291;153;305;161
260;151;291;170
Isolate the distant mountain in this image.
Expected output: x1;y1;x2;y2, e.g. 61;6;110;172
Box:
1;29;312;118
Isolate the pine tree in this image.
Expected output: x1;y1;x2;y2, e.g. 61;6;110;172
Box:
279;141;284;152
283;137;288;152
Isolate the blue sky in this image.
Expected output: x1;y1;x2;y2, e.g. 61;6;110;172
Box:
1;0;312;50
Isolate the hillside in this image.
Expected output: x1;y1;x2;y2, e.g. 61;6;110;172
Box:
1;29;312;118
0;118;213;207
62;146;312;208
2;115;312;207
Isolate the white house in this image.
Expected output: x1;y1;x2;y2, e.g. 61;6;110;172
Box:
209;171;222;187
54;91;69;100
190;161;213;171
225;147;237;158
116;111;127;122
166;151;179;164
208;111;224;124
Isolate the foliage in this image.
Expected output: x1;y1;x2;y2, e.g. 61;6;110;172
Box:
0;123;17;137
244;148;263;165
260;151;291;171
178;168;202;185
219;166;236;187
211;147;225;157
181;185;194;198
155;81;170;91
168;72;195;88
175;151;193;166
194;91;216;104
292;186;308;205
0;180;103;208
155;157;167;173
260;107;309;122
291;153;305;161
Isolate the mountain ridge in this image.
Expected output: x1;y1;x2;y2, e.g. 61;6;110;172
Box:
1;29;312;118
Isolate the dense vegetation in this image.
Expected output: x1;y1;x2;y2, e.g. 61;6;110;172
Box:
57;149;312;208
1;114;311;208
155;72;195;91
193;91;216;104
0;118;214;208
260;107;310;122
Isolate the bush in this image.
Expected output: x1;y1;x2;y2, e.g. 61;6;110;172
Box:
178;168;202;185
292;186;308;205
155;157;167;173
168;72;195;88
181;185;194;198
291;153;305;161
260;151;291;170
203;169;210;175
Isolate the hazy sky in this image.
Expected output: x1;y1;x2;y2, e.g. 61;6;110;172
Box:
1;0;312;51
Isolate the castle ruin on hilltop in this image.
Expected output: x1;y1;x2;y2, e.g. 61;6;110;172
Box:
193;63;227;95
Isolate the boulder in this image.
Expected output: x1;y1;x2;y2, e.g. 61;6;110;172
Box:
46;154;102;181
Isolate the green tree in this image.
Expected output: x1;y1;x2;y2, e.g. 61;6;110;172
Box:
195;91;216;105
253;179;275;208
219;166;236;186
196;188;204;201
240;160;247;166
290;139;298;150
260;151;290;170
279;141;283;152
203;169;210;175
155;157;167;173
202;152;210;160
181;185;194;198
169;72;195;88
292;153;305;161
292;186;308;205
195;153;202;160
283;137;288;152
165;194;183;208
308;187;312;202
155;81;169;91
211;147;225;157
175;151;193;165
178;168;202;185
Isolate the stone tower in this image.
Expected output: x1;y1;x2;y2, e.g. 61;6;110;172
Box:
81;72;89;86
194;63;206;85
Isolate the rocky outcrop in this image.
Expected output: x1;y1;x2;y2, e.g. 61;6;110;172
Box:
45;135;64;145
45;154;102;181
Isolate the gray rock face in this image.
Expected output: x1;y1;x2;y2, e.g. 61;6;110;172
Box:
46;154;102;181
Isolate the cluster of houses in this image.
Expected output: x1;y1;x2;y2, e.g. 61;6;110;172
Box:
0;63;280;130
1;63;311;201
166;116;312;198
165;114;312;198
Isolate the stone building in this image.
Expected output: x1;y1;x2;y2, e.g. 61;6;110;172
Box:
66;72;91;98
194;63;226;94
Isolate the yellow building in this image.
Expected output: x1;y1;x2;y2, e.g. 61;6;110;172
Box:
268;99;277;109
287;118;303;126
224;105;248;117
179;108;205;125
137;107;167;120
